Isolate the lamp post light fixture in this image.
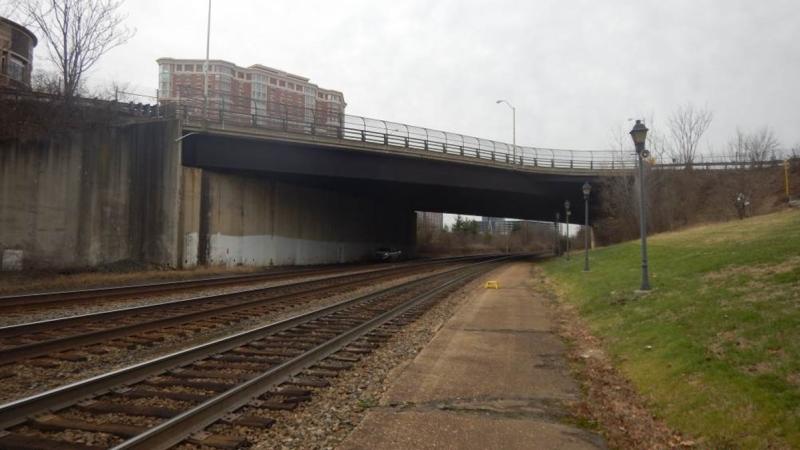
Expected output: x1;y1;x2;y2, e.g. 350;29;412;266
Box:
630;120;651;291
564;200;571;260
495;100;516;163
582;182;592;272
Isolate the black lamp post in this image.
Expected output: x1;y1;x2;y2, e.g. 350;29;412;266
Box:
582;181;592;272
564;200;571;260
554;212;560;256
630;120;651;291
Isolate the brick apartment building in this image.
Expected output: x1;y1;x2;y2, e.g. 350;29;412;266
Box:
156;58;345;128
0;16;37;89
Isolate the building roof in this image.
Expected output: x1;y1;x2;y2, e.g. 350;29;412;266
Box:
0;16;38;47
248;64;309;82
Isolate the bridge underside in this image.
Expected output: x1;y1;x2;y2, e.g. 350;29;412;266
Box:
182;133;597;224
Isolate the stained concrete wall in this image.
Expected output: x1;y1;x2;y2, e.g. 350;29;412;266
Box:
1;117;415;270
181;170;415;267
0;119;181;269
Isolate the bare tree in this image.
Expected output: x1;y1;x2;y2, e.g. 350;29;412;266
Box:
30;69;63;94
667;103;713;165
1;1;31;25
22;0;135;98
727;128;748;163
727;126;781;166
745;126;780;164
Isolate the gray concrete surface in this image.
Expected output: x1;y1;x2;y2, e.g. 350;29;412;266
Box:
188;169;416;267
0;114;415;270
0;119;181;269
339;262;605;450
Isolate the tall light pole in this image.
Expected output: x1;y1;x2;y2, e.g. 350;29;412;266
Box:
203;0;211;124
495;100;516;163
564;200;571;260
554;212;560;255
582;182;592;272
630;120;651;291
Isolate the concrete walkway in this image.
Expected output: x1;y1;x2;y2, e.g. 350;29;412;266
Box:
339;262;605;450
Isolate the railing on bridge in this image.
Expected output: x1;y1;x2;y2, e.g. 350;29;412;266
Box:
4;87;790;172
161;89;641;171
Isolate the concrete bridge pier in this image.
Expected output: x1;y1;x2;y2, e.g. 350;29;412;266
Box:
178;167;416;268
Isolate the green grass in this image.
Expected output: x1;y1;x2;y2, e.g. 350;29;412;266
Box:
541;209;800;449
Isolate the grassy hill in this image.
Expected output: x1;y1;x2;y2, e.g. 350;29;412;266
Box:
541;209;800;448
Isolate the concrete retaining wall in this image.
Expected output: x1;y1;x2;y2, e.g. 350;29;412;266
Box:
182;170;415;267
0;119;181;269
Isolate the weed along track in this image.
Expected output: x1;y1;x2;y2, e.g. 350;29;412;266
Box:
0;258;506;450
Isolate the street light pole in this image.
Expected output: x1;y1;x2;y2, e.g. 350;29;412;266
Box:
630;120;651;291
564;200;571;260
582;182;592;272
554;212;560;255
496;100;516;162
203;0;211;125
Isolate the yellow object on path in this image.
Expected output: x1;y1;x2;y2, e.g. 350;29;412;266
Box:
485;281;500;289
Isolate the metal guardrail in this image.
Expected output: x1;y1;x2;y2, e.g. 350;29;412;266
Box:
162;89;641;171
165;92;797;172
5;87;794;172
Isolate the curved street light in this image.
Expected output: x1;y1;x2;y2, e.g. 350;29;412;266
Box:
496;100;516;162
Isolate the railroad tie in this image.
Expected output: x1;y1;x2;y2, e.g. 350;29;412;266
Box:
29;413;146;438
114;386;210;403
76;399;179;419
0;431;106;450
187;431;246;449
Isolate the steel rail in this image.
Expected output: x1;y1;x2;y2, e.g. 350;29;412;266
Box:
0;256;490;364
114;259;497;449
0;256;477;309
0;256;480;338
0;257;506;431
0;265;366;308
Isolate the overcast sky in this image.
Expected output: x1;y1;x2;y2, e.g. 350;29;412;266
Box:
10;0;800;153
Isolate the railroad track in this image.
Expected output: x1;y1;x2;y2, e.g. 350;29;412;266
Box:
0;257;506;450
0;266;364;309
0;256;481;310
0;256;489;366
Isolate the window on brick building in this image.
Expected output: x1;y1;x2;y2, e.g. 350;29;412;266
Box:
279;80;285;87
269;78;277;85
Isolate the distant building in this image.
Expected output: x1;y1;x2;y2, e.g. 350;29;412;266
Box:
0;16;37;89
417;211;444;231
480;217;516;235
156;58;346;128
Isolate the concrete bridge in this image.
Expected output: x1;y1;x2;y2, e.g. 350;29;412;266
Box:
172;92;635;224
4;90;740;271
